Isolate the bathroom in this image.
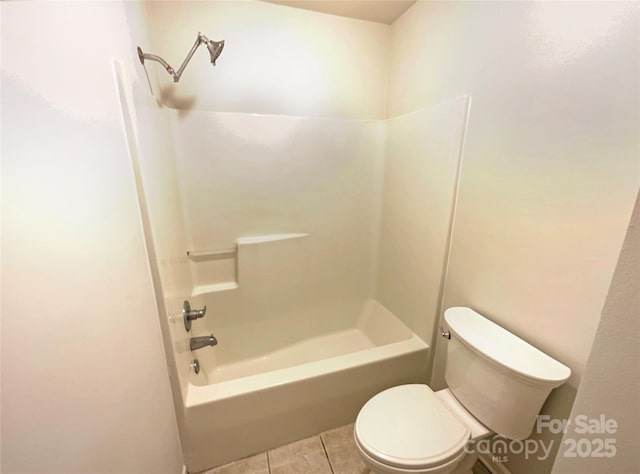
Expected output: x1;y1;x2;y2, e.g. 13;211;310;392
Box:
1;1;638;474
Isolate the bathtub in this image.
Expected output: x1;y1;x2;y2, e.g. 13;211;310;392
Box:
181;298;429;472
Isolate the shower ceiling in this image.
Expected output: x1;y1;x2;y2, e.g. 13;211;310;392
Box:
263;0;416;24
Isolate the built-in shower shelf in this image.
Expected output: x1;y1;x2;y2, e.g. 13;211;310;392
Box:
187;248;236;261
236;233;309;245
189;233;309;298
191;282;239;297
188;233;309;261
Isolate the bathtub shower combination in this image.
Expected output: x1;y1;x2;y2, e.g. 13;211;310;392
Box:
184;297;429;471
120;55;470;470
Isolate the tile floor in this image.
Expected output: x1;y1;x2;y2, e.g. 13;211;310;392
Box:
203;423;491;474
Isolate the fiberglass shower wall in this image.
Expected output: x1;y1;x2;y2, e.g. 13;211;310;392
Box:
164;96;470;360
376;97;469;353
169;111;387;336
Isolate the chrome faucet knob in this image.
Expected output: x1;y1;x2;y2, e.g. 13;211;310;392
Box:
183;300;207;331
186;306;207;319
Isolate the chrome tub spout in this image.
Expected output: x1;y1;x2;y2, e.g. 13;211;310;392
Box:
190;334;218;351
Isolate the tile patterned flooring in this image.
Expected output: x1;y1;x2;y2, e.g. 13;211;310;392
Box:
203;423;490;474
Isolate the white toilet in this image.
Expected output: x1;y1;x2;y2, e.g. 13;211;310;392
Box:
354;307;571;474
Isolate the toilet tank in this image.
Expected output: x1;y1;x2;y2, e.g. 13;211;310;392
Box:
444;307;571;440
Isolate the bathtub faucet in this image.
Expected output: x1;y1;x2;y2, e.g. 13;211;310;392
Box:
190;334;218;351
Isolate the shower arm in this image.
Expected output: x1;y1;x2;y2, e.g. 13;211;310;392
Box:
137;32;211;83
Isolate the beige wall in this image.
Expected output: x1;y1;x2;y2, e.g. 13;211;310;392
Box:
387;1;639;473
141;0;390;118
552;191;639;473
1;2;183;473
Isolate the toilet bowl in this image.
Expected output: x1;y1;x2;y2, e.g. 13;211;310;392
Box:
354;307;572;474
354;385;490;474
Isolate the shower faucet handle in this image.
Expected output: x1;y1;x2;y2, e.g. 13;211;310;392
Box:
183;300;207;331
186;305;207;319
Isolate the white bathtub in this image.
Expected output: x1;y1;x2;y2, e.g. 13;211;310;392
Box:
181;299;429;472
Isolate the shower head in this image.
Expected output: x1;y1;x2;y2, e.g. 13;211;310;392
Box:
205;39;225;66
137;31;225;83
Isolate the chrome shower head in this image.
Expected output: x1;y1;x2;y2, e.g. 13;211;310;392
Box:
137;31;225;84
205;39;225;66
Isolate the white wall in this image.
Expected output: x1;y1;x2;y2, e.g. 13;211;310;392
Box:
376;97;469;349
387;2;639;473
1;2;183;473
552;191;639;474
140;0;390;118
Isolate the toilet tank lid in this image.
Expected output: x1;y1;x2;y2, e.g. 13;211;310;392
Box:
444;307;571;385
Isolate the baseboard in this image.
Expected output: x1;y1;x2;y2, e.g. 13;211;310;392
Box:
478;453;512;474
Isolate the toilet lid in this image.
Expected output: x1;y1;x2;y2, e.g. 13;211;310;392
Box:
355;385;470;470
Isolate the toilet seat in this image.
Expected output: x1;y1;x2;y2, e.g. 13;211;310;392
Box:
355;385;471;470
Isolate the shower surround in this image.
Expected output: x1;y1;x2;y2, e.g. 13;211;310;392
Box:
126;77;469;471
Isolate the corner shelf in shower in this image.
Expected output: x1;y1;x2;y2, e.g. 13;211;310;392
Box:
191;282;239;297
235;233;308;245
188;233;309;298
187;248;236;261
